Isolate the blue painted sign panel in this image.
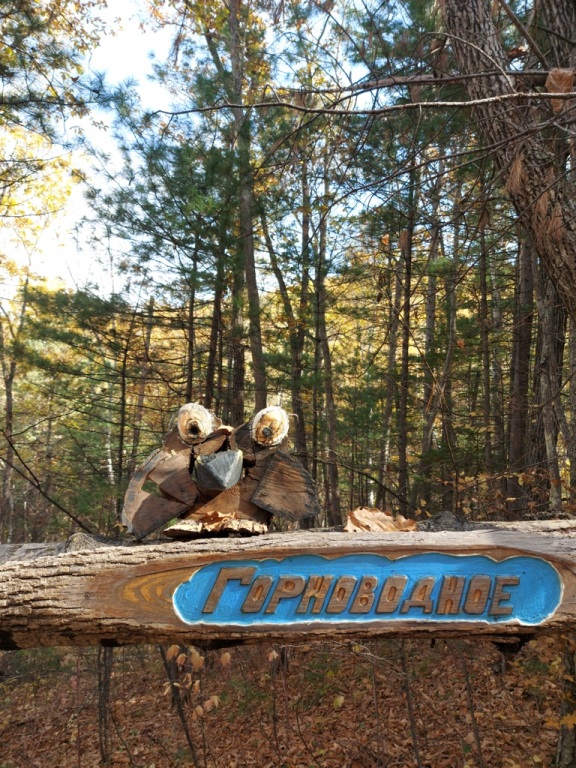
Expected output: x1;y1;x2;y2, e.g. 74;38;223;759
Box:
173;553;562;627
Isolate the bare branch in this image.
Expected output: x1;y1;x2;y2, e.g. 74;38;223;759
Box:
151;90;576;120
0;433;97;534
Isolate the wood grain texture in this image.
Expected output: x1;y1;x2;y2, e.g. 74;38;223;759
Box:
250;451;320;521
2;530;576;650
148;452;198;505
121;449;192;539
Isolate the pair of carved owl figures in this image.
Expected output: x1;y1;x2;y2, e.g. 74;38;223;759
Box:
122;403;320;540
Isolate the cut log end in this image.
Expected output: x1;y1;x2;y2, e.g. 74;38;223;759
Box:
251;406;290;446
175;402;221;446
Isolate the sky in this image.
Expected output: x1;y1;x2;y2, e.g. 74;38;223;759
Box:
20;1;174;292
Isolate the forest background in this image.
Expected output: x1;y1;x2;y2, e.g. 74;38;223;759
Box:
4;3;576;768
2;0;576;543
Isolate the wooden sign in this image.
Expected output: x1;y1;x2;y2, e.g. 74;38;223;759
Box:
0;530;574;650
173;552;561;628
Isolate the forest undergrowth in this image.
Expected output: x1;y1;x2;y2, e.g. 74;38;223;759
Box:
0;637;567;768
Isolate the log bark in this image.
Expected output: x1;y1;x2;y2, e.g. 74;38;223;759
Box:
2;527;576;650
227;0;267;413
316;167;341;526
442;0;576;318
507;239;534;512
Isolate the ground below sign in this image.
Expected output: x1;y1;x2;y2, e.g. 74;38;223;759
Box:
0;529;574;649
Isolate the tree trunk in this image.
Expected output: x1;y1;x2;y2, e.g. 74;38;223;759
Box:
295;157;312;469
539;0;576;69
418;167;443;486
489;247;507;503
413;186;459;512
115;309;140;523
316;171;341;527
0;353;16;544
127;298;155;479
528;257;566;516
204;245;226;412
442;0;576;320
534;278;566;516
260;209;308;468
0;273;30;543
507;239;534;514
569;320;576;500
204;4;267;414
185;235;199;402
228;264;245;426
376;263;402;510
409;189;442;511
228;0;267;412
479;216;492;475
397;161;417;517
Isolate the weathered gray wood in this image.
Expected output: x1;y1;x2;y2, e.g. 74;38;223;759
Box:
1;529;576;650
0;542;65;566
251;450;320;521
0;534;132;566
148;452;198;505
123;490;190;540
122;405;230;539
192;449;244;492
121;449;193;539
2;519;574;567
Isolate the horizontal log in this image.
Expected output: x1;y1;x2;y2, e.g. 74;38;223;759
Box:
2;529;576;650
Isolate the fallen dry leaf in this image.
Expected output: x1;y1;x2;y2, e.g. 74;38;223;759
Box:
344;506;417;532
545;67;574;112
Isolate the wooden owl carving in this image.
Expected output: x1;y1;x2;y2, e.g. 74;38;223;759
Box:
122;403;319;540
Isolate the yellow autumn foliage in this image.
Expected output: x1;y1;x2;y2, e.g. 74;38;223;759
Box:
0;126;78;253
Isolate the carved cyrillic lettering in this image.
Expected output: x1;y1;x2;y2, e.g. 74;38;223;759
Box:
326;576;357;613
489;576;520;616
350;576;378;613
376;576;408;613
265;576;306;613
436;576;466;615
400;577;435;614
202;566;256;613
463;575;491;614
241;575;274;613
201;563;524;622
296;576;333;614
